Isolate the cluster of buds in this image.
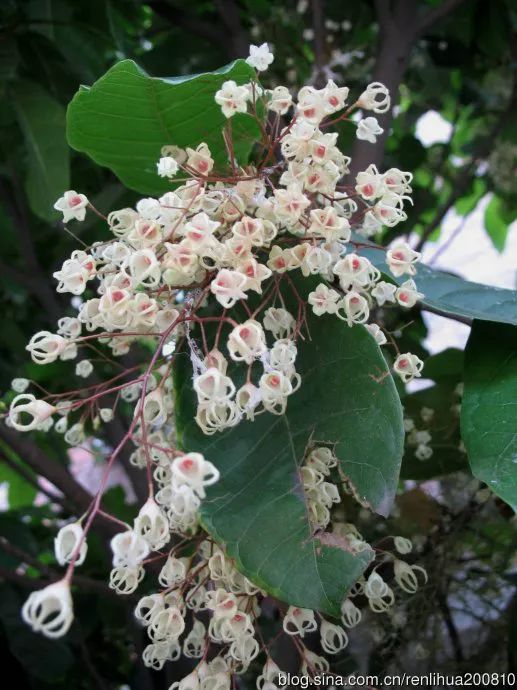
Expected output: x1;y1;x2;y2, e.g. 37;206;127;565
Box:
7;42;431;683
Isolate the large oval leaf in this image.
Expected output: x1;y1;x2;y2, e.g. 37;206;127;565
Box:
66;59;260;196
361;245;517;326
173;301;404;615
12;80;70;221
461;320;517;511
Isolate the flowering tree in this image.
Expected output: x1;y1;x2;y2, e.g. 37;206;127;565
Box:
0;2;516;687
4;38;517;686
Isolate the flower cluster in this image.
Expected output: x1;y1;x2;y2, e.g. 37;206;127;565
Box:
9;41;430;684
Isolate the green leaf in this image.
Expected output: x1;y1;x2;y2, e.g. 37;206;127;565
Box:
0;462;36;509
484;195;512;252
361;245;517;326
67;59;261;196
461;320;517;511
173;284;404;615
11;80;70;220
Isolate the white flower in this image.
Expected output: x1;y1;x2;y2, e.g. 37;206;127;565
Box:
54;190;89;222
246;43;274;71
394;536;412;554
157;156;179;178
11;377;29;393
210;269;248;309
386;242;421;277
171;453;220;499
371;280;397;306
54;522;87;566
308;283;340;316
394;352;424;383
283;606;317;637
395;279;424;307
356;117;384;143
22;579;73;638
135;498;170;550
227;320;267;363
320;620;348;654
186;143;214;176
9;394;55;432
365;323;387;346
75;360;93;378
215;80;250;118
266;86;292;114
358;82;391;113
26;331;67;365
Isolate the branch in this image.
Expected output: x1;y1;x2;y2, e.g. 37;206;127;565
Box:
0;538;130;600
213;0;249;58
414;95;515;252
310;0;326;86
348;0;467;179
416;0;466;35
0;449;72;510
0;425;118;536
147;1;227;51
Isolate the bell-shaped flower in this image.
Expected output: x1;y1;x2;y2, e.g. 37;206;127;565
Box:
266;85;292;114
337;291;369;326
356;116;383;143
394;560;428;594
171;452;220;499
358;82;390;113
210;269;248;308
341;598;362;628
193;368;235;405
111;529;150;568
22;579;73;638
263;307;295;339
54;522;87;566
134;498;170;550
186;143;214;176
394;536;412;554
54;190;88;222
215;80;249;118
246;42;274;71
394;352;424;383
320;620;348;654
183;620;206;658
26;331;67;365
227;320;267;363
236;383;262;420
9;394;55;431
158;555;189;588
148;606;185;642
395;279;424;308
308;283;340;316
135;593;164;625
157;156;179;178
206;588;238;619
110;565;145;594
386;242;421;277
282;606;317;637
142;640;179;670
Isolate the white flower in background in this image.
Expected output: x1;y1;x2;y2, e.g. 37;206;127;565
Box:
246;43;274;71
75;360;93;378
11;377;29;392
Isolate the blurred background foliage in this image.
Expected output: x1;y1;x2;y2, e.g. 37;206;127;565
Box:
0;0;515;688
